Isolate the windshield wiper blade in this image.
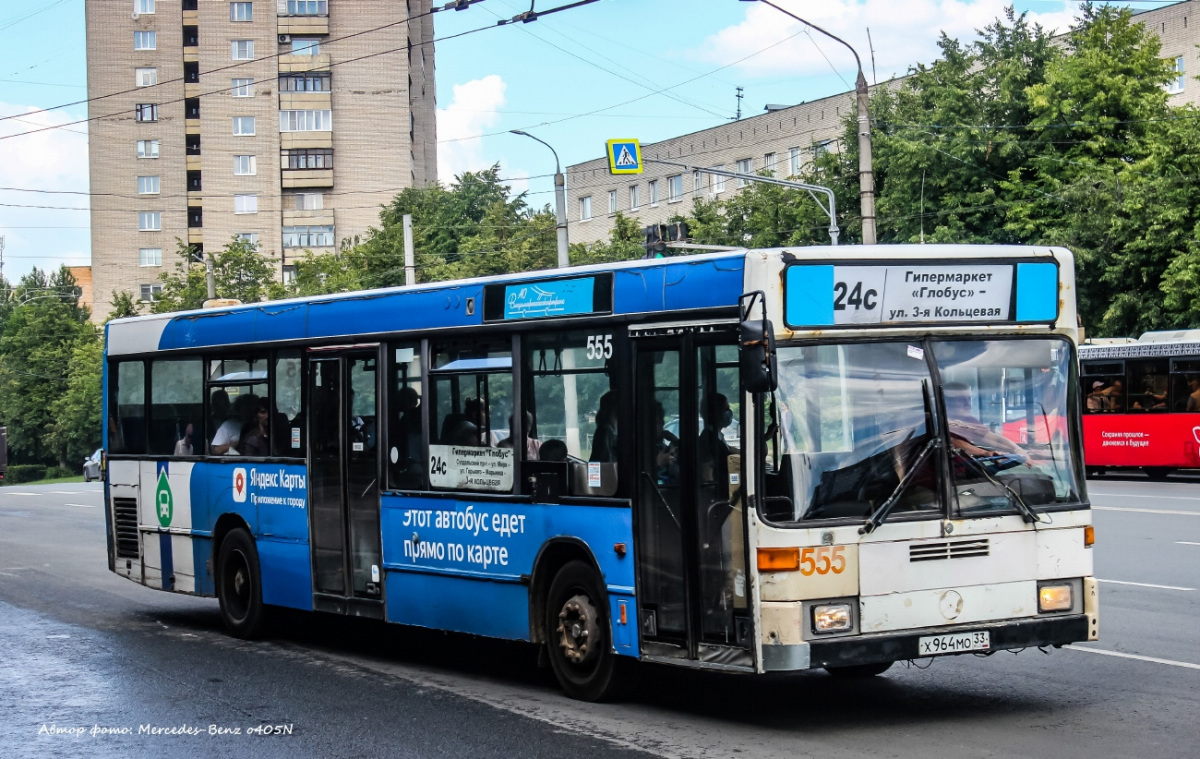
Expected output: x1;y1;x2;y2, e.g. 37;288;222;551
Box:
952;448;1044;524
860;436;940;535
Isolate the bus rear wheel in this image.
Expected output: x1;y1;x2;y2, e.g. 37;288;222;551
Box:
545;560;619;701
217;528;269;639
824;661;894;678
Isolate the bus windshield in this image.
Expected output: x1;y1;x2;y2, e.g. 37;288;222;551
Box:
761;338;1082;524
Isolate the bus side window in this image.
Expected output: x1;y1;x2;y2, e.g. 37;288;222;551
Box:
273;350;304;457
522;331;618;498
149;359;203;456
111;361;146;454
387;343;425;490
427;342;513;493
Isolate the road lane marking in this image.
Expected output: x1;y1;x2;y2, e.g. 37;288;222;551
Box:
1069;645;1200;671
1093;506;1200;517
1097;579;1195;591
0;492;43;496
1088;491;1200;500
1178;541;1200;546
64;503;95;508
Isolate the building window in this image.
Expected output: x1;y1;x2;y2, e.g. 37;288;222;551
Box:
139;247;163;267
134;31;156;50
281;148;333;169
736;158;752;187
230;2;253;21
629;185;640;210
231;78;254;97
282;225;334;247
233;155;257;175
286;0;328;15
667;174;683;202
291;39;320;56
139;283;163;302
234;194;258;214
237;232;260;247
231;40;254;60
713;166;726;194
649;179;659;205
813;140;832;159
137;176;160;194
789;147;801;177
294;193;323;210
135;103;158;122
578;196;592;221
137;139;159;158
280;73;330;92
134;0;155;14
607;190;617;214
233;116;255;135
693;170;703;193
135;68;157;87
139;211;161;231
279;109;332;132
764;152;777;175
1167;56;1186;94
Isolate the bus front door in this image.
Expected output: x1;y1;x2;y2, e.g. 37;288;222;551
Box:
634;332;752;667
308;349;383;617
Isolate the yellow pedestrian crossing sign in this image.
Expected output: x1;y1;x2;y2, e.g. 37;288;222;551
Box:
606;139;642;174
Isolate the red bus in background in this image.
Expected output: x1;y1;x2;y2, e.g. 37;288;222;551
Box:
1078;331;1200;478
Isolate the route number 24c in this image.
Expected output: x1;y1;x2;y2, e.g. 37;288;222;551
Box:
586;334;613;360
833;281;878;312
800;545;847;576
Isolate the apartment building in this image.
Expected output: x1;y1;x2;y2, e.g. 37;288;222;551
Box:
567;1;1200;246
85;0;437;320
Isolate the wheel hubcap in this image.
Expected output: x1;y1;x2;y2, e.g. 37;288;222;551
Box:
556;593;599;666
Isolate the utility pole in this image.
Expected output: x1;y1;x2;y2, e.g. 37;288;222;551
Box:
510;130;569;267
745;0;876;244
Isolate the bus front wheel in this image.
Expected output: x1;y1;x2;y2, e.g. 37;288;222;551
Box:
545;560;618;701
217;528;269;639
824;661;894;678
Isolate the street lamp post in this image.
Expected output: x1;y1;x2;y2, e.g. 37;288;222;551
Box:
745;0;876;244
510;130;570;267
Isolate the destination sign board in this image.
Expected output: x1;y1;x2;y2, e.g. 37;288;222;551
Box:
784;261;1058;328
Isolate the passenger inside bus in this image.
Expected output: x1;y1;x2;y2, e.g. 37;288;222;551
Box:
944;382;1031;466
590;392;618;462
1187;378;1200;411
210;390;243;455
698;393;736;482
499;411;541;460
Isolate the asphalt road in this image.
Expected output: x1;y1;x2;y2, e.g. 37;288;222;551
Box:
0;478;1196;759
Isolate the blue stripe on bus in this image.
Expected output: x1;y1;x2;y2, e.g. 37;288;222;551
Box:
159;531;174;591
1015;262;1059;322
152;257;746;352
378;494;637;655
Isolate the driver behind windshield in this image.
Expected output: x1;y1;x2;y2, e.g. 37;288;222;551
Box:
943;382;1033;465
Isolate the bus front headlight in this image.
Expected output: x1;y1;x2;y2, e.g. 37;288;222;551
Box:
1038;583;1073;612
812;603;853;633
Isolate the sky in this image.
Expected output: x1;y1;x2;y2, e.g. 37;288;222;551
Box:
0;0;1176;284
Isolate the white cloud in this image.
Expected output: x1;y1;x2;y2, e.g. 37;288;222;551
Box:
436;75;508;183
0;102;91;280
698;0;1078;84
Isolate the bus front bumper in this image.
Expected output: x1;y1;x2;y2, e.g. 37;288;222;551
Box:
760;614;1091;672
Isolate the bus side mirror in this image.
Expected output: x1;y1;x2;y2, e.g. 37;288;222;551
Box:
739;292;777;394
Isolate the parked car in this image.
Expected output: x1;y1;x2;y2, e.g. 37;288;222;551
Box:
82;449;102;482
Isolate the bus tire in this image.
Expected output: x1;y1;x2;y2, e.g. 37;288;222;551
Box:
824;661;893;678
545;560;619;701
217;528;269;639
1146;467;1171;481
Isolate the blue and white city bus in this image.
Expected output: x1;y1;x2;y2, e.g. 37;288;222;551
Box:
102;245;1097;700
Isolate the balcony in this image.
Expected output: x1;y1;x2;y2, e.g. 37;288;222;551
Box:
281;169;334;189
278;53;331;74
280;131;333;150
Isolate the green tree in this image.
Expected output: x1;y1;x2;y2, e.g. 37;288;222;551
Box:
153;238;277;313
0;267;97;466
109;290;140;319
571;212;647;265
45;339;103;468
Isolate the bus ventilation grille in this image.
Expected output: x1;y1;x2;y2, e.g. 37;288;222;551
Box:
113;498;140;559
909;539;990;562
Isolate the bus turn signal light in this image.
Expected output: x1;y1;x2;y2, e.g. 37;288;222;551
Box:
757;547;800;572
1084;526;1095;547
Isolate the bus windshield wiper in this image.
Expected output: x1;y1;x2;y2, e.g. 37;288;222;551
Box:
952;448;1046;524
860;436;940;535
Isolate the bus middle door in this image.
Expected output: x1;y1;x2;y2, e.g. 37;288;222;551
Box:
308;347;384;618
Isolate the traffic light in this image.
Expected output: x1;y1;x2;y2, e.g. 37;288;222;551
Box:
641;221;690;259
